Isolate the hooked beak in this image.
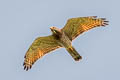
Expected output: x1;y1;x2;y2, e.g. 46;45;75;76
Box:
50;27;54;30
50;27;54;31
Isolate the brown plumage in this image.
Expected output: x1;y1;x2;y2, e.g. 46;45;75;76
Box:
23;16;108;71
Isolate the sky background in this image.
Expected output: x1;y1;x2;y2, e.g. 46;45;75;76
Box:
0;0;119;80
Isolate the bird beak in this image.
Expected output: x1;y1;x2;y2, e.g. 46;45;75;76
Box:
50;27;54;30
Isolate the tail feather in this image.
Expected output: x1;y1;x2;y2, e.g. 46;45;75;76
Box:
66;47;82;61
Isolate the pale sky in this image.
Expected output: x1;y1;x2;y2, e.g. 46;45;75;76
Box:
0;0;119;80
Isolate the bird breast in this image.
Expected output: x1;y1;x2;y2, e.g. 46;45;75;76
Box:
58;32;72;48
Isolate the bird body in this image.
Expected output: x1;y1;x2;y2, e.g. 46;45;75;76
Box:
23;16;108;71
51;27;82;61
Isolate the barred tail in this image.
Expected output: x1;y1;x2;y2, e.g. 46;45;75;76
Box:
66;46;82;61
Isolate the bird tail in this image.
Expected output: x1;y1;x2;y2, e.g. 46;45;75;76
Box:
66;46;82;61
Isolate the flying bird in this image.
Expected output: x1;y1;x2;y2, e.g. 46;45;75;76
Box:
23;16;108;71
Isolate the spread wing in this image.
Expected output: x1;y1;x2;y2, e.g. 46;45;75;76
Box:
62;16;108;40
23;35;61;71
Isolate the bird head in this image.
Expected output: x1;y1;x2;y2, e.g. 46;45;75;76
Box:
50;27;62;35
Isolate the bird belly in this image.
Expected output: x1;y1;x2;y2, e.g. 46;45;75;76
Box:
58;32;72;48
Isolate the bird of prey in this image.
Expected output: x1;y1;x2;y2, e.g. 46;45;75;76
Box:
23;16;108;71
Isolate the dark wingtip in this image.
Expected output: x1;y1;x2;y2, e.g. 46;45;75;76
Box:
101;18;109;27
23;62;32;71
24;66;26;70
24;65;29;71
101;18;106;20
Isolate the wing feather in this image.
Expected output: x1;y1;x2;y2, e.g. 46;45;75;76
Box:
62;16;108;40
23;35;61;71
